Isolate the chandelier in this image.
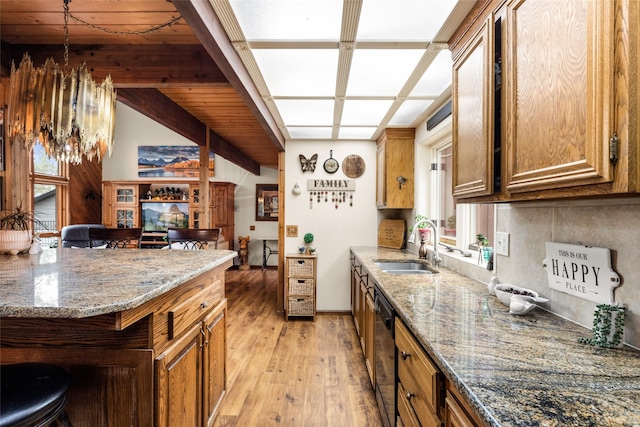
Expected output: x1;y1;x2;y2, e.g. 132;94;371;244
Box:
7;0;116;164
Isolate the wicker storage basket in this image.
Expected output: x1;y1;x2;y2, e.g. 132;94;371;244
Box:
288;297;314;316
289;278;314;295
287;258;314;277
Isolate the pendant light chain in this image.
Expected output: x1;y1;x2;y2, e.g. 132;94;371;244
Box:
66;5;183;37
63;0;70;70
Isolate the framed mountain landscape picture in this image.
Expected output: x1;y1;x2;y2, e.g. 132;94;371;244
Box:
138;145;214;178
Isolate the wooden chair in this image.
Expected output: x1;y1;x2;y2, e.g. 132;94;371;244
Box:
88;227;143;249
167;228;220;250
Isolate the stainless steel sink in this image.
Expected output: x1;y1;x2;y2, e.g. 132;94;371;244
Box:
374;260;437;274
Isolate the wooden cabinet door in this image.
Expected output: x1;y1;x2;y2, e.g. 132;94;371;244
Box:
155;322;202;427
202;300;227;427
358;281;366;351
377;129;415;209
189;184;200;207
364;291;376;386
211;184;228;226
102;182;113;227
453;16;494;198
115;185;138;204
376;141;387;207
503;0;616;193
351;264;358;322
445;392;476;427
115;206;138;229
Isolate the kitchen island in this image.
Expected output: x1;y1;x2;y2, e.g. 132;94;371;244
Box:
0;248;237;426
351;246;640;426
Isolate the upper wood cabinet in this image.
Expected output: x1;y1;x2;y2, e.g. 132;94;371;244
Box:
452;16;495;198
376;128;415;209
451;0;638;201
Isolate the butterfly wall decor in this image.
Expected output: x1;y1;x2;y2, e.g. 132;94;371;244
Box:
299;154;318;172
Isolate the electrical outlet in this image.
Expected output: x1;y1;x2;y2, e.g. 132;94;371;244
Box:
495;232;509;256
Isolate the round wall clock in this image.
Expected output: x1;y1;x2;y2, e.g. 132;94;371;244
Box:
323;150;339;174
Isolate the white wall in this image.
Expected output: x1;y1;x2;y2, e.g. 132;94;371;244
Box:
284;141;378;311
103;102;278;264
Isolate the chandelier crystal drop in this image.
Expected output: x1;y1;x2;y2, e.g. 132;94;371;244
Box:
7;0;117;164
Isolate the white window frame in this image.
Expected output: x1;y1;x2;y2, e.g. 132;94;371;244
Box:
420;117;496;270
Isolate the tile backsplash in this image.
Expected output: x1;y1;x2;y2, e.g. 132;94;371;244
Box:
496;198;640;349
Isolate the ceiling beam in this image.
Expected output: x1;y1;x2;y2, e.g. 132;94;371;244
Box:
118;88;261;175
172;0;285;153
7;44;227;87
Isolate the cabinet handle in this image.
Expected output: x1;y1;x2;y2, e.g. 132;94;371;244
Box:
405;391;415;401
401;350;411;360
200;301;209;309
200;327;207;348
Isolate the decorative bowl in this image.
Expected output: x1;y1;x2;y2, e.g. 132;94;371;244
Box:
494;284;539;306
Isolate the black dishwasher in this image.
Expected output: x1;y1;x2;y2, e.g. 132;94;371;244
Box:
374;285;396;427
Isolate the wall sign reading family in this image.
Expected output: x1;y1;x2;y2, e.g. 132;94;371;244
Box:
256;184;278;221
306;179;355;209
543;242;620;305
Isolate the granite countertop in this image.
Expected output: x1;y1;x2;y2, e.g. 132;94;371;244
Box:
0;248;237;318
351;246;640;427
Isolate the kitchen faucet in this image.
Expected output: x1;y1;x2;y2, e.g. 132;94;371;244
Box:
424;219;442;268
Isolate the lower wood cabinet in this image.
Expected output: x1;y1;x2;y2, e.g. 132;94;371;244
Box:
0;261;231;427
444;384;481;427
396;318;443;427
203;302;227;426
350;255;375;386
364;289;376;385
156;299;227;427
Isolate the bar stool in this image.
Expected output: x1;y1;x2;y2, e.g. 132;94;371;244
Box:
0;363;72;427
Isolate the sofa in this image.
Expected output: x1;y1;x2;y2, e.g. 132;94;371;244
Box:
60;224;106;248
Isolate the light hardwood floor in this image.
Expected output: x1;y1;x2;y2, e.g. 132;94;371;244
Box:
215;268;383;427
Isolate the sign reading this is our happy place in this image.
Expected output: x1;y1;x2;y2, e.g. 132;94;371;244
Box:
543;242;620;305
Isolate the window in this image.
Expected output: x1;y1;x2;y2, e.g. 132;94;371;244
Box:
32;144;69;248
427;136;495;268
436;145;456;244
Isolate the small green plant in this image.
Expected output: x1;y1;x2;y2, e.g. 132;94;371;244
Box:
476;233;490;247
447;215;456;230
578;304;625;348
303;233;314;244
410;214;430;232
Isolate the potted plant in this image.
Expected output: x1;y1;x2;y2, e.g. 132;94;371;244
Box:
476;233;492;262
303;232;315;254
410;214;431;242
444;215;456;236
0;205;45;255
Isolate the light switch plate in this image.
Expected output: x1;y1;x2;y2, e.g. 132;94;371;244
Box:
496;232;510;256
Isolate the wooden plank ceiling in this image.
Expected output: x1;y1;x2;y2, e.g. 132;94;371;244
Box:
0;0;284;175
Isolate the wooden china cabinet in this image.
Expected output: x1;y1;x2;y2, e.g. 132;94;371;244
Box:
102;180;235;244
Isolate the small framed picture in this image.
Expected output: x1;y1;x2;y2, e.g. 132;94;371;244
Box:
286;225;298;237
256;184;278;221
